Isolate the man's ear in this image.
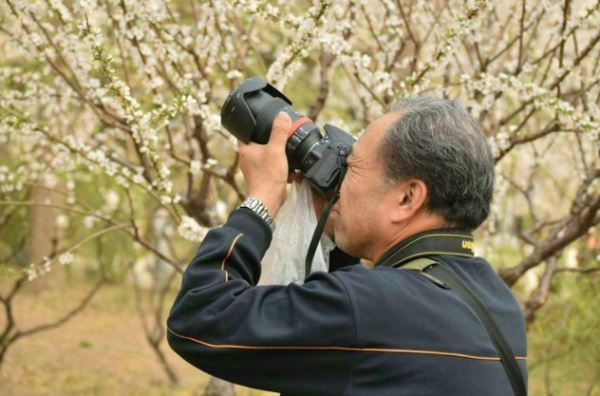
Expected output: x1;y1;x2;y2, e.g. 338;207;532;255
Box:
388;178;428;223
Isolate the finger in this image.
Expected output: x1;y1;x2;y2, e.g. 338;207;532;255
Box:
269;112;292;147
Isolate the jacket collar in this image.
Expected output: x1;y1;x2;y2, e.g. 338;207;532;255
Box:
374;228;475;268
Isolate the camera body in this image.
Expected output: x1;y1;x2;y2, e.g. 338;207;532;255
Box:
220;77;355;196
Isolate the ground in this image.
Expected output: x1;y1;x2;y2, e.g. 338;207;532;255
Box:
0;277;275;396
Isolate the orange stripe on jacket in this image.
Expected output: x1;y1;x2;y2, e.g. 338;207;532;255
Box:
167;327;526;362
220;233;244;278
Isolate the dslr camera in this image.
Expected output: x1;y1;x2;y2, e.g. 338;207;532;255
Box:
220;77;355;196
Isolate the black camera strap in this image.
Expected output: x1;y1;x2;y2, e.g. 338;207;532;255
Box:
304;162;347;279
399;255;527;396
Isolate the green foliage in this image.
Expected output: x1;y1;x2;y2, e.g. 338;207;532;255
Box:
79;339;93;348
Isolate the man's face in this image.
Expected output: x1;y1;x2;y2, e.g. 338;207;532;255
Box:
330;111;403;260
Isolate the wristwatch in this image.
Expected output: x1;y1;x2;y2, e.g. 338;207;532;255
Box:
239;197;275;231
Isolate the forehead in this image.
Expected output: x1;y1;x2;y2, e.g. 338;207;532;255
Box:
352;111;404;158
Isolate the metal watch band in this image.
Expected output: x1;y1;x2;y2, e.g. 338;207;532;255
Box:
239;197;275;230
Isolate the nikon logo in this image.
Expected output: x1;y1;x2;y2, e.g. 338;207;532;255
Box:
462;240;475;253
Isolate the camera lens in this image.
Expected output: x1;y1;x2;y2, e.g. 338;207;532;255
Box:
250;95;292;144
286;123;322;171
220;77;320;167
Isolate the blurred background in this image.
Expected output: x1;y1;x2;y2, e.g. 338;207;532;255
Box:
0;0;598;394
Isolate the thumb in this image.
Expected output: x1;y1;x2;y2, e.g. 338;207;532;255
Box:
269;112;292;146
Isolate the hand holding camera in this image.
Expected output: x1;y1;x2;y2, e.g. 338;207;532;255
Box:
238;112;292;218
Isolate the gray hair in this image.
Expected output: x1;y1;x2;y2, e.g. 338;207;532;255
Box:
380;96;494;231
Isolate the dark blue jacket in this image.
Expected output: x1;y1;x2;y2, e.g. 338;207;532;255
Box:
167;208;527;395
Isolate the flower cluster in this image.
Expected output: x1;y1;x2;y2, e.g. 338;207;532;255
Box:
177;216;208;242
266;0;333;88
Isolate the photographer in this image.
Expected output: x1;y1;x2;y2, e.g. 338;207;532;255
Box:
167;96;527;395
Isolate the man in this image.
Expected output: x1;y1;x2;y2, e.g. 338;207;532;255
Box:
167;96;527;395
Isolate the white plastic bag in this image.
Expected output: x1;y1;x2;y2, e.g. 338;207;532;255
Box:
259;179;336;285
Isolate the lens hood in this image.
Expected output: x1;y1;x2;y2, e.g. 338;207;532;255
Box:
220;77;292;143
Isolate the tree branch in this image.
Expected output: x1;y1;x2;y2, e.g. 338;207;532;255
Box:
499;169;600;286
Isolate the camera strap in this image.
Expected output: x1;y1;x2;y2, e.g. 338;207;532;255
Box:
304;163;347;279
400;257;527;396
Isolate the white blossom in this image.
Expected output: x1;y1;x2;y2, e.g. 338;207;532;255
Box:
42;257;52;273
56;215;69;229
76;0;97;13
58;252;74;265
26;263;38;281
105;190;120;211
226;70;243;80
160;195;172;205
177;216;208;242
83;215;97;229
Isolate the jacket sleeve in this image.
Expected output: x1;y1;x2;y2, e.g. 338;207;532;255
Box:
166;208;358;396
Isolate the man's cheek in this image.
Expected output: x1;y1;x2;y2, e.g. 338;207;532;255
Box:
332;211;344;237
